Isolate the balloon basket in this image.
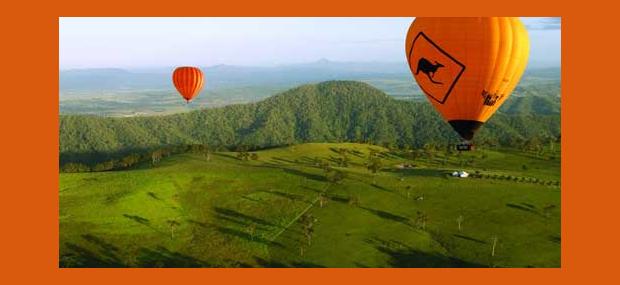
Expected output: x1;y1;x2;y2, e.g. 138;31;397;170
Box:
456;142;474;151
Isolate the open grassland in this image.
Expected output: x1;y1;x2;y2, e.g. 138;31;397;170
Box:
60;143;560;267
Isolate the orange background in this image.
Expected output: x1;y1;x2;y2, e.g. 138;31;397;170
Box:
0;0;616;284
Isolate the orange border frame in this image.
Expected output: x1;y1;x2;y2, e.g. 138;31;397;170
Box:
2;0;616;283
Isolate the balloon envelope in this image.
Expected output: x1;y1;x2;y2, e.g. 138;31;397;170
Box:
406;17;530;140
172;66;205;102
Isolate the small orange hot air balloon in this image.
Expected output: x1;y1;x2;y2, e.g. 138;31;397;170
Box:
172;66;205;103
406;17;530;150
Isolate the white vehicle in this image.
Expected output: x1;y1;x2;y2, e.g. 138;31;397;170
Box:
452;171;469;178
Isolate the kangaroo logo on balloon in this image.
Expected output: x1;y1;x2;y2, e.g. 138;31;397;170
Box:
416;58;444;85
407;32;465;104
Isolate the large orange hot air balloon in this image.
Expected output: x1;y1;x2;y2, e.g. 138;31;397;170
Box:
172;66;205;103
406;17;530;149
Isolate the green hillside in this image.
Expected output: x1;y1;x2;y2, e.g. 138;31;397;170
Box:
499;95;560;115
60;143;560;268
60;81;560;165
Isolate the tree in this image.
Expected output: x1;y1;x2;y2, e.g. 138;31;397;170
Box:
236;146;250;161
166;219;180;239
318;192;328;208
60;80;560;161
335;153;350;167
325;170;347;192
202;144;212;161
120;154;140;168
247;223;257;240
491;235;498;257
405;185;413;199
366;157;383;185
348;194;360;206
61;163;90;173
300;213;317;246
415;211;428;230
151;149;163;166
423;143;435;160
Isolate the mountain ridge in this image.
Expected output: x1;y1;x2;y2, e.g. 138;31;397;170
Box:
60;81;560;164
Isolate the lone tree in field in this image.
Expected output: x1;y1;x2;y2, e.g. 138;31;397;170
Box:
324;170;347;192
348;194;360;207
247;223;257;240
416;211;428;230
457;215;464;232
318;192;328;208
491;235;498;257
366;157;383;185
405;185;413;199
300;213;317;246
166;219;180;239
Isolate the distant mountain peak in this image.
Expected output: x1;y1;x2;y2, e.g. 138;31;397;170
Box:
315;58;331;64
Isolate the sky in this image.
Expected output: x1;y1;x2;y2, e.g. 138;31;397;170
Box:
59;17;561;70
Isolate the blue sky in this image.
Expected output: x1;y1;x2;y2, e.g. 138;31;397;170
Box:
59;17;560;69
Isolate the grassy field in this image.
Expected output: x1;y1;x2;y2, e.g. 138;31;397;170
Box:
59;143;560;267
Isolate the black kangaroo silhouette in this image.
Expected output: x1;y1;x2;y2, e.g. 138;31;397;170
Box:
416;58;444;85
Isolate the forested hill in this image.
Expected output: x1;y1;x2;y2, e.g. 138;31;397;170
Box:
60;81;560;163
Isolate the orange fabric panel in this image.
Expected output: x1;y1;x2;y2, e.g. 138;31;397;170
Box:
172;66;205;102
406;17;530;123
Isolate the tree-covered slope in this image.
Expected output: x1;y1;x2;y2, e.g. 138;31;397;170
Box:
60;81;560;164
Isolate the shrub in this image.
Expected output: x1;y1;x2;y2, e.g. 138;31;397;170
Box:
61;163;90;173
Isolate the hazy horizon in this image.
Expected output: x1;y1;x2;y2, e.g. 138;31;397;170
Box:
60;17;561;70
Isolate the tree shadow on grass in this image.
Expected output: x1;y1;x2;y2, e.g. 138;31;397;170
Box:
243;163;326;183
81;234;120;253
453;234;487;244
147;192;162;201
367;238;486;268
136;246;209;267
214;207;277;228
213;153;238;160
506;203;542;216
521;202;536;209
60;242;125;268
259;189;305;201
281;168;326;182
359;206;410;227
253;257;325;268
215;226;283;248
122;214;164;234
271;157;296;165
384;168;446;178
186;219;209;228
122;214;150;225
61;235;209;268
328;193;350;204
369;183;394;193
548;234;561;244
